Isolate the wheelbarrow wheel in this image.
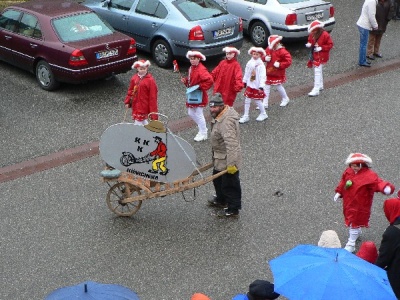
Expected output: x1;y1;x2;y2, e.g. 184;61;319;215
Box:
106;182;144;217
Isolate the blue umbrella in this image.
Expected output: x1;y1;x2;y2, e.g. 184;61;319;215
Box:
45;281;140;300
269;244;396;300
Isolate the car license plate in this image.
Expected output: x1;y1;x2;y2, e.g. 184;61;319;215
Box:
306;12;324;21
213;27;233;38
96;48;118;59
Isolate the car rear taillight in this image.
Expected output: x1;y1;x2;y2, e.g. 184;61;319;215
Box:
239;17;243;32
189;25;204;41
329;6;335;18
127;38;136;55
69;49;88;66
285;13;297;25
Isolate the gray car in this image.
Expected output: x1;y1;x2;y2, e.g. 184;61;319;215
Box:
83;0;244;67
215;0;335;48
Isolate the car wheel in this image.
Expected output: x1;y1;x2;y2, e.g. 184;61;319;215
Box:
35;60;59;91
152;39;173;68
250;21;270;48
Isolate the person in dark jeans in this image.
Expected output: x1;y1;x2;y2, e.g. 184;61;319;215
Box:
207;93;242;218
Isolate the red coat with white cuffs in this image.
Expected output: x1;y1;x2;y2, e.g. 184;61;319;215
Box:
265;46;292;85
182;62;213;108
335;167;395;228
307;30;333;66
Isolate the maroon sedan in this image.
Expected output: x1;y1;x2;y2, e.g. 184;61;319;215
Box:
0;0;137;91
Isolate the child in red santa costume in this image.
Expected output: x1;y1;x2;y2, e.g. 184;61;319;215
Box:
239;47;268;124
263;35;292;108
334;153;395;252
124;59;158;125
181;50;213;142
305;20;333;97
211;46;243;106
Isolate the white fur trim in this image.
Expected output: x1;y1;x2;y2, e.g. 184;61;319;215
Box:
186;50;206;61
308;20;324;33
268;35;283;49
248;47;266;56
222;46;240;55
345;153;372;165
132;60;151;69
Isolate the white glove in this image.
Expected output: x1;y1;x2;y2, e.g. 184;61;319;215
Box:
314;46;322;52
273;61;280;68
384;186;392;195
333;193;341;202
305;42;312;48
265;55;271;62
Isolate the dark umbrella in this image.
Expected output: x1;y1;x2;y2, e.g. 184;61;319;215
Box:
45;281;140;300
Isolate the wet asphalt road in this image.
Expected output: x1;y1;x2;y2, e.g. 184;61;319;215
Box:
1;0;400;299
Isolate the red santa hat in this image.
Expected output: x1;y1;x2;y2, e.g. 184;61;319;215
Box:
345;153;372;165
248;47;266;56
268;35;283;49
186;50;206;61
356;241;378;263
132;59;150;69
308;20;324;33
222;46;240;55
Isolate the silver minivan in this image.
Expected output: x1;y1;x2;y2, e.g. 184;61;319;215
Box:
215;0;335;48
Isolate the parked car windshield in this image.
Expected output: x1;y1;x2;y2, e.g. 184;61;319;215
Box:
52;12;114;42
174;0;227;21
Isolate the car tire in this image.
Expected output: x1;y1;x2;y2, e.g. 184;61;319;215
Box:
250;21;270;48
35;60;59;91
152;39;173;68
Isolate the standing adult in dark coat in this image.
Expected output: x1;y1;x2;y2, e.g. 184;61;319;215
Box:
367;0;395;60
376;196;400;298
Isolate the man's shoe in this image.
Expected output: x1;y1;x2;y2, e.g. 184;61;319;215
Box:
256;113;268;121
239;115;250;124
359;63;371;67
216;209;239;218
366;55;375;60
373;53;383;58
344;243;355;253
280;98;290;107
207;196;228;208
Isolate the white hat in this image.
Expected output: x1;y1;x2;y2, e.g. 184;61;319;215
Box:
345;153;372;165
308;20;324;33
318;230;342;248
132;59;150;69
268;35;283;49
186;50;206;61
222;46;240;55
248;47;266;56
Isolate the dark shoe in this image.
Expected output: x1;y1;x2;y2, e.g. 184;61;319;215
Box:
366;55;375;60
216;209;239;218
207;195;228;208
359;63;371;67
148;169;158;174
159;169;169;175
373;53;383;58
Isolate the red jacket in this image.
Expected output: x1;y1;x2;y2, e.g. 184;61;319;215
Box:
183;63;213;108
335;167;394;227
265;46;292;85
124;73;158;121
308;30;333;66
211;58;243;106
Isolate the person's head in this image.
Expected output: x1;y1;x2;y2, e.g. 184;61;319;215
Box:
132;59;150;76
308;20;324;34
186;50;206;66
209;93;225;118
247;280;280;300
222;46;240;60
356;241;378;263
248;47;266;60
153;136;162;143
267;35;283;50
191;293;211;300
318;230;341;248
345;153;372;172
383;198;400;225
